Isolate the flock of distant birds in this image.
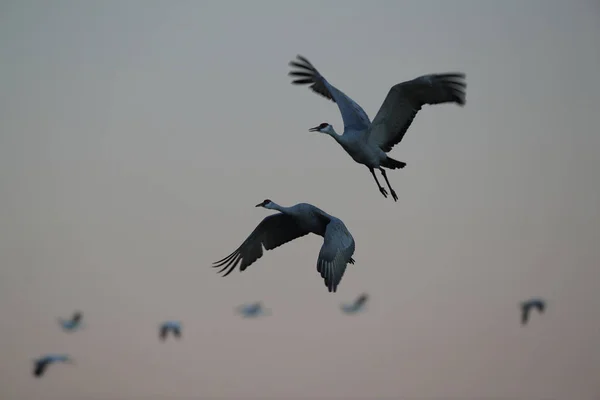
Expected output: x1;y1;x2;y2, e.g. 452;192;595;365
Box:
33;294;371;378
35;296;546;378
33;55;548;378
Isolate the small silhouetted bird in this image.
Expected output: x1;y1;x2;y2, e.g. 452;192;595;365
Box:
33;354;73;378
57;311;83;332
159;321;182;341
520;298;546;325
341;293;369;314
236;302;271;318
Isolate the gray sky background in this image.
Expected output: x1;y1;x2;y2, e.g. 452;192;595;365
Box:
1;1;599;399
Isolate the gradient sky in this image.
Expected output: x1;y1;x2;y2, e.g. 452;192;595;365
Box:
1;1;599;399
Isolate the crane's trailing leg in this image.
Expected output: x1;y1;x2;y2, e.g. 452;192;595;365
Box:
379;168;398;202
369;168;388;198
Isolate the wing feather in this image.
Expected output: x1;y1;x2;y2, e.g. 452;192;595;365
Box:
212;213;310;277
159;325;169;340
367;73;466;152
316;219;356;293
173;326;181;338
354;293;368;308
33;361;47;377
71;312;82;323
288;55;370;132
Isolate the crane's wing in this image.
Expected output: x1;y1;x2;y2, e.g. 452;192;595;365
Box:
33;361;48;377
366;73;466;153
354;293;368;308
172;326;181;338
520;304;530;325
316;219;356;293
213;213;310;277
159;325;169;340
534;300;546;313
71;312;82;323
288;55;371;132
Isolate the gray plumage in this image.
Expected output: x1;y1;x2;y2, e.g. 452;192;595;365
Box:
57;311;83;332
520;298;546;325
32;355;73;378
289;55;466;202
236;302;271;318
341;293;369;314
159;321;182;341
213;200;356;293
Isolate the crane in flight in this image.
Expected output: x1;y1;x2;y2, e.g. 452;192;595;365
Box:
340;293;369;314
236;302;271;318
289;55;467;201
32;354;73;378
213;199;356;293
57;311;84;332
159;321;182;341
520;298;546;325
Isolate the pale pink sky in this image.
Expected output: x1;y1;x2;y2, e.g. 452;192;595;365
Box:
0;1;599;399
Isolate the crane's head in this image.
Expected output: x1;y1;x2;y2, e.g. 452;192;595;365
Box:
309;122;333;134
255;199;273;208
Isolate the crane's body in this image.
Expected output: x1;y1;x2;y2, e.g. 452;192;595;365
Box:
520;298;546;325
213;200;356;293
289;55;467;201
341;293;369;314
312;125;397;170
33;354;73;378
159;321;182;341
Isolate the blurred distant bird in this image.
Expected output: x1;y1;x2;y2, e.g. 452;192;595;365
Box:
289;55;466;202
341;293;369;314
236;302;271;318
520;298;546;325
213;200;356;293
57;311;83;332
32;354;73;378
159;321;182;341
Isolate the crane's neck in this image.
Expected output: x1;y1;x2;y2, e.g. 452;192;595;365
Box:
324;127;342;143
265;202;290;214
325;128;351;152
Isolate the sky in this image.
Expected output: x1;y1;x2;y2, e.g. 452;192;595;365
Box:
0;0;599;399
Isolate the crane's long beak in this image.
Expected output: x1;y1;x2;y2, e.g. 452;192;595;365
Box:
308;126;320;132
255;203;263;207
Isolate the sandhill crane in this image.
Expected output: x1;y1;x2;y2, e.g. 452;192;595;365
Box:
340;293;369;314
520;298;546;325
236;302;271;318
289;55;467;201
213;199;356;293
159;321;182;341
57;311;83;332
32;354;73;378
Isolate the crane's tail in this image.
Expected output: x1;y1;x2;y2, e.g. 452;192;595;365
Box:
381;157;406;170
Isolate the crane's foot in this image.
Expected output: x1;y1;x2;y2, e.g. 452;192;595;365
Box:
379;187;388;198
390;189;398;202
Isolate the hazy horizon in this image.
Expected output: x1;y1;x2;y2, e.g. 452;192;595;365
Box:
1;1;599;399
